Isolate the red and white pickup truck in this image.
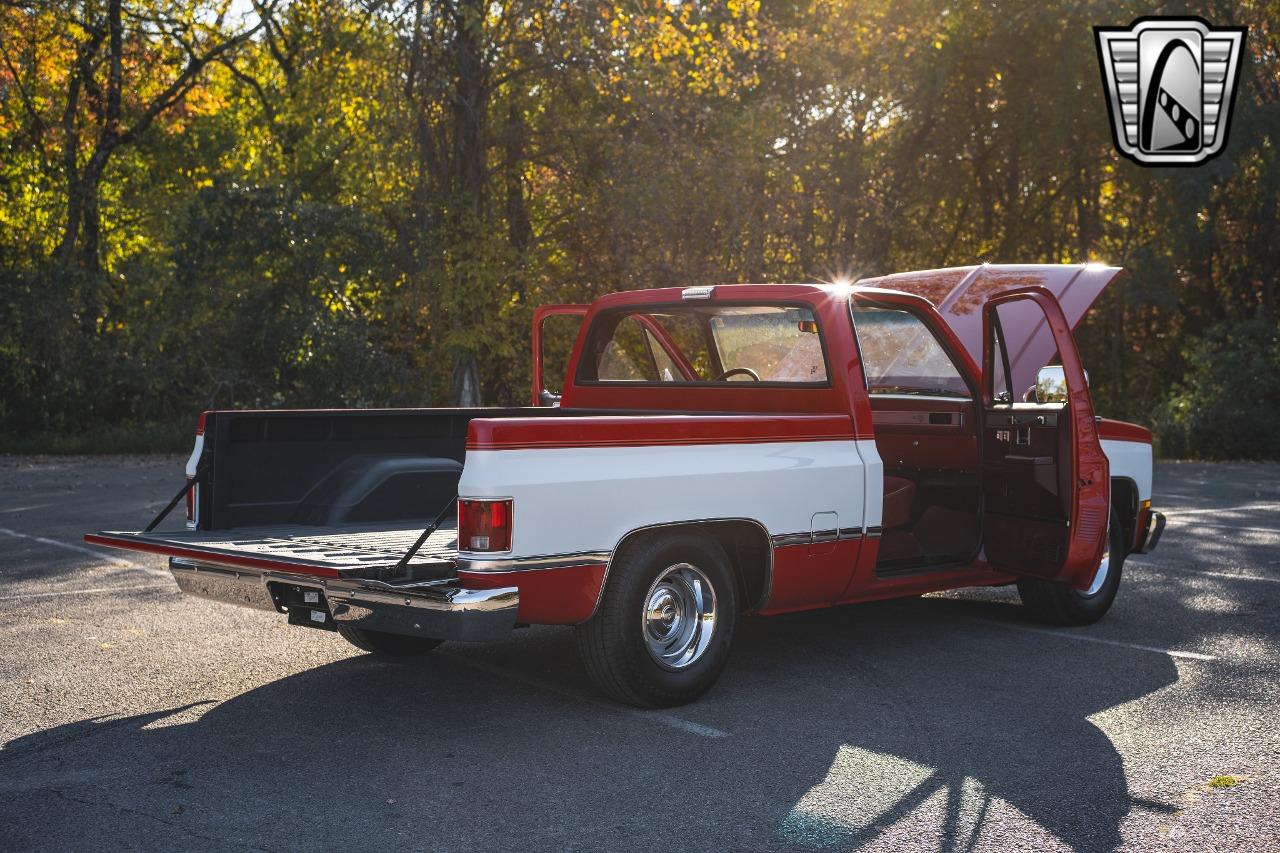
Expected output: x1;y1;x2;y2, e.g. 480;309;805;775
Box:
89;264;1165;707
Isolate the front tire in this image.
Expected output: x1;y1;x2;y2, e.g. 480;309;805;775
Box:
337;624;443;657
1017;510;1125;625
577;531;737;708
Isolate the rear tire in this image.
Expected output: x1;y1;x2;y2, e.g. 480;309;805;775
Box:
577;531;737;708
1017;510;1125;626
337;624;443;657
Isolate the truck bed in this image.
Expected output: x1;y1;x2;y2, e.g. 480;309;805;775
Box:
89;406;670;582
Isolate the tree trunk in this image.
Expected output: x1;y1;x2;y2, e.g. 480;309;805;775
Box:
55;45;89;267
56;174;84;266
504;103;531;260
452;0;485;215
55;152;109;275
453;353;482;407
448;0;487;407
77;153;110;274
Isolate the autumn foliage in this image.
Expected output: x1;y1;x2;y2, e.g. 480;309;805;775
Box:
1;1;1277;458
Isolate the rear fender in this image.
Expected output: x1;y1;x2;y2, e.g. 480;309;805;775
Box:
593;518;773;619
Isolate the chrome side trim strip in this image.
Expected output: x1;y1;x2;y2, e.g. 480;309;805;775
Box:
865;526;884;539
866;393;975;404
770;528;867;547
456;550;611;573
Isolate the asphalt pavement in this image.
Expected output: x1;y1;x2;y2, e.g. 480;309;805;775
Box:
0;455;1277;852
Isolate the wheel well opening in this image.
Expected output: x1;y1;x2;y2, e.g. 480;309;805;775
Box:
1110;477;1138;556
613;520;772;612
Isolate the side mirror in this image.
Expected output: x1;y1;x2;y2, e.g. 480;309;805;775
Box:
1034;365;1087;404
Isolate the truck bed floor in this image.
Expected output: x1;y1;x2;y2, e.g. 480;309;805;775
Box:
88;523;458;575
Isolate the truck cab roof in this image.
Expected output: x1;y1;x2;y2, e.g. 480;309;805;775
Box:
577;264;1123;402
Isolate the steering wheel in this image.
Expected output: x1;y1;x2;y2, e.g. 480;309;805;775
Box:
712;367;762;382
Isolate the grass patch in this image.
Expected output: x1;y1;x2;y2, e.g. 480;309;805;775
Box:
1206;775;1244;790
0;420;191;455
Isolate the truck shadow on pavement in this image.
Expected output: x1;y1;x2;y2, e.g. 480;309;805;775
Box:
0;595;1180;853
729;595;1183;852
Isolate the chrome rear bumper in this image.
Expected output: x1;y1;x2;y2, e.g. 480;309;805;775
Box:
169;558;517;642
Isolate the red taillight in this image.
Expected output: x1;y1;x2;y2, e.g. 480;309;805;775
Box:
185;478;197;527
458;499;513;552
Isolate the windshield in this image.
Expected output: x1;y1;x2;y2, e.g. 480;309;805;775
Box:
579;305;829;385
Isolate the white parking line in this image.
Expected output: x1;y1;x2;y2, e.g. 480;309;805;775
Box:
979;619;1217;661
1165;502;1280;518
1192;570;1280;583
0;527;135;566
0;527;168;577
1166;521;1278;535
442;652;730;739
0;583;172;601
1127;559;1280;584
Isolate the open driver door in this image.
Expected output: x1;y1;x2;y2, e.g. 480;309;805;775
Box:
532;304;588;406
981;286;1109;589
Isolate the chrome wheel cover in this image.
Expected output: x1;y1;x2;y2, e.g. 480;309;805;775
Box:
642;563;717;670
1081;517;1112;597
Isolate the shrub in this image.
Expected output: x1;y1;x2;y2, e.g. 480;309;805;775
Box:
1155;318;1280;460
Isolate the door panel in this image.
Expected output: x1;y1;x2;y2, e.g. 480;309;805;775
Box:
868;396;978;472
981;288;1108;587
981;407;1069;571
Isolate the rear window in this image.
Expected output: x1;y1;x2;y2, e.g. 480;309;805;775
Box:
578;304;830;385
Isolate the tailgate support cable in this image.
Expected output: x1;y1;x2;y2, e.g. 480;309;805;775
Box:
395;497;458;572
144;464;207;533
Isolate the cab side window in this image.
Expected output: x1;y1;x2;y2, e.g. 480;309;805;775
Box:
851;305;969;398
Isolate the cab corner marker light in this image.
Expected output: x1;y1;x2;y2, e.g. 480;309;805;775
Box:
682;286;715;300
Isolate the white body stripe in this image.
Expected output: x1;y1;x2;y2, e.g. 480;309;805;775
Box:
459;439;879;559
1101;438;1153;501
859;440;884;529
456;436;1146;561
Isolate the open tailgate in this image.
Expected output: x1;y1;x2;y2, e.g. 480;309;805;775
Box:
87;523;459;580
